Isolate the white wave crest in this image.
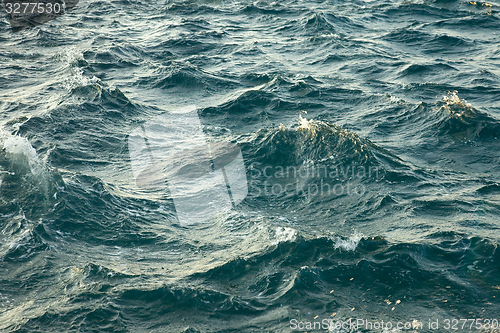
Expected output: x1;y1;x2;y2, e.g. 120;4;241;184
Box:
332;231;364;251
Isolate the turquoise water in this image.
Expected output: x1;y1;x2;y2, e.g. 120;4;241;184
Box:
1;0;500;332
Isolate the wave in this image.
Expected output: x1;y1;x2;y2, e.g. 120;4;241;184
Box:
397;63;459;79
177;232;498;330
240;3;293;16
382;27;475;55
377;1;474;20
135;62;239;91
3;230;499;332
0;131;60;209
0;132;61;262
241;116;378;167
435;91;500;140
433;13;500;30
374;91;500;143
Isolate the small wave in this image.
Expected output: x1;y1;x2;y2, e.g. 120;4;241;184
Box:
58;46;101;91
0;131;61;208
0;132;61;261
381;26;474;54
0;223;51;262
165;2;225;15
242;115;378;167
240;3;292;16
303;13;338;35
433;13;500;30
397;63;459;79
374;91;500;144
136;62;239;91
273;226;298;245
436;91;500;140
331;231;364;251
0;131;47;178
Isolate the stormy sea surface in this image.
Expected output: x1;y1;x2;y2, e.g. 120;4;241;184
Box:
1;0;500;332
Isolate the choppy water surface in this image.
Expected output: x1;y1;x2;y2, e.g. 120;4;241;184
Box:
1;0;500;332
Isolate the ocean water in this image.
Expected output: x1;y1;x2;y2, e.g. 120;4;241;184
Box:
1;0;500;332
